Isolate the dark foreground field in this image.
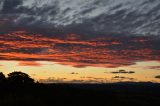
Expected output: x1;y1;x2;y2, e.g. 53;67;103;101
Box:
0;82;160;106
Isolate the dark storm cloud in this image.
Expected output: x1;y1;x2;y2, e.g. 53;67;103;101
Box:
0;0;160;36
1;0;22;13
0;0;59;34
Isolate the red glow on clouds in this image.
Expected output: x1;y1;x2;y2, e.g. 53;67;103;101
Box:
18;61;42;66
0;31;160;67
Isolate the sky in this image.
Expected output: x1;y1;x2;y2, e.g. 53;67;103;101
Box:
0;0;160;83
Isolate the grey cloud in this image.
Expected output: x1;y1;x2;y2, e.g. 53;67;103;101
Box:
0;0;160;36
155;75;160;79
70;72;79;75
1;0;22;13
111;70;135;74
112;76;135;81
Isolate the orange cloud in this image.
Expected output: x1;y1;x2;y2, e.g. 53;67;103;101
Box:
0;31;160;67
18;61;42;66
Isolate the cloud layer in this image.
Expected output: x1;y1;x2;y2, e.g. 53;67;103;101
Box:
0;0;160;68
0;0;160;36
0;31;159;68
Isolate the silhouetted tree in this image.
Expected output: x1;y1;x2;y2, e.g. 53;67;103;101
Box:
7;71;34;85
0;72;6;84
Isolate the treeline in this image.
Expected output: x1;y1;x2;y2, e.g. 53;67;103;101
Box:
0;71;34;85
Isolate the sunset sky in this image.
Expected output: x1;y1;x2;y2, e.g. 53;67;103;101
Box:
0;0;160;83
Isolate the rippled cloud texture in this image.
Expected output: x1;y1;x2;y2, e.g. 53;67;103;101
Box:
1;0;160;36
0;31;160;68
0;0;160;68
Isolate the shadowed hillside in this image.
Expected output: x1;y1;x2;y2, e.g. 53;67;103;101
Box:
0;71;160;106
